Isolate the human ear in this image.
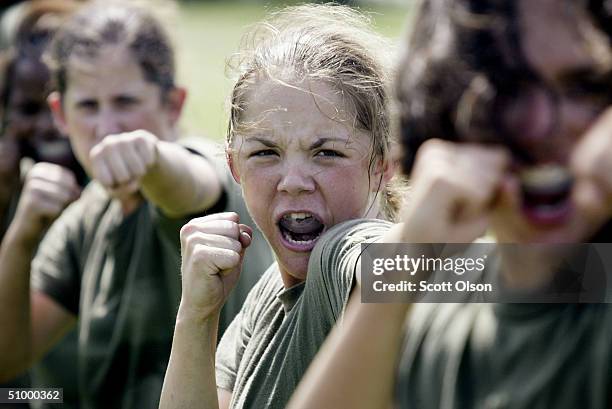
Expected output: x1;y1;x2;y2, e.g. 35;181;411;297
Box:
165;86;187;126
226;148;241;184
371;154;398;192
47;91;68;135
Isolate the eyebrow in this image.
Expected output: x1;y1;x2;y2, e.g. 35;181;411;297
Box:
244;137;277;148
244;136;351;150
554;66;612;88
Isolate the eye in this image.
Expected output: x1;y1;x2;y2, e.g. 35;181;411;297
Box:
115;95;139;108
76;99;98;112
315;149;345;158
564;80;610;100
558;70;612;103
249;149;277;158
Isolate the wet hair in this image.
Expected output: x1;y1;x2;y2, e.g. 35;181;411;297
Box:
227;3;403;221
46;1;176;98
397;0;612;174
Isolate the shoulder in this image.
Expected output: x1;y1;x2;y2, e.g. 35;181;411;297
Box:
308;218;393;273
301;219;393;318
177;136;225;165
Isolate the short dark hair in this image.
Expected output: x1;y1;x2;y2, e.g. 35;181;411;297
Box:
46;1;176;97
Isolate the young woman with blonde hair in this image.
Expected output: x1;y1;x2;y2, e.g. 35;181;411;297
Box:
160;4;399;409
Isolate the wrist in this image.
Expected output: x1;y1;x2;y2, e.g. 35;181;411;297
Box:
146;139;163;175
177;301;220;327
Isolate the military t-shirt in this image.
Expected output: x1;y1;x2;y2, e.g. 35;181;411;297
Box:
397;290;612;407
216;218;393;409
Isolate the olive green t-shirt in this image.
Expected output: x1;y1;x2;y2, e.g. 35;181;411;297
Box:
30;142;272;409
216;218;393;409
397;289;612;408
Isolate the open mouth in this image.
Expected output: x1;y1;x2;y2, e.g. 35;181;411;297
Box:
520;164;573;225
278;212;325;251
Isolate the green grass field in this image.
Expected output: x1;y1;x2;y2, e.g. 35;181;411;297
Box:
174;1;411;140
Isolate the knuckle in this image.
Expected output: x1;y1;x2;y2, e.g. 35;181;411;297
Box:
180;222;197;243
191;245;208;263
229;250;240;264
421;138;445;152
225;220;240;237
184;231;204;252
89;143;105;160
428;166;450;186
231;240;242;254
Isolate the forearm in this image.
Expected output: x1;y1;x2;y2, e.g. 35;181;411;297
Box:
0;223;37;380
159;306;221;409
142;141;223;217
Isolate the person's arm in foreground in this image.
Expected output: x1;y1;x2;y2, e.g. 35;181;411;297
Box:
0;163;79;381
159;212;252;409
288;140;510;409
88;130;223;217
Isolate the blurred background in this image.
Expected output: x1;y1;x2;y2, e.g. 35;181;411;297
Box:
173;0;412;140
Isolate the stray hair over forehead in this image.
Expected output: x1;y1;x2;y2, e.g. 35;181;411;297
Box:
45;0;176;96
226;3;403;220
227;4;393;145
227;4;399;219
397;0;612;174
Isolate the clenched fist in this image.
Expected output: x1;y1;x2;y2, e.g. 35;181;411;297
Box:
89;130;159;199
13;162;80;243
179;212;253;320
401;139;510;243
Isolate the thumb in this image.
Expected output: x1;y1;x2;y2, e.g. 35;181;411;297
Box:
238;224;253;250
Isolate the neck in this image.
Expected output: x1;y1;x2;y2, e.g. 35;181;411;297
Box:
118;191;144;216
278;265;305;289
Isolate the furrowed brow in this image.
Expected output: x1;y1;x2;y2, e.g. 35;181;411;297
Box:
308;137;350;150
244;136;278;148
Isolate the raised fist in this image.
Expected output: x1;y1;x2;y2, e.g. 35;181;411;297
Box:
89;130;159;198
13;162;80;242
179;212;253;319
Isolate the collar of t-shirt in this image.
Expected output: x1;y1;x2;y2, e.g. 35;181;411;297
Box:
277;282;306;313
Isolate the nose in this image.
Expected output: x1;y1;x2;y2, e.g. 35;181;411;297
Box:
94;108;124;142
277;161;316;195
